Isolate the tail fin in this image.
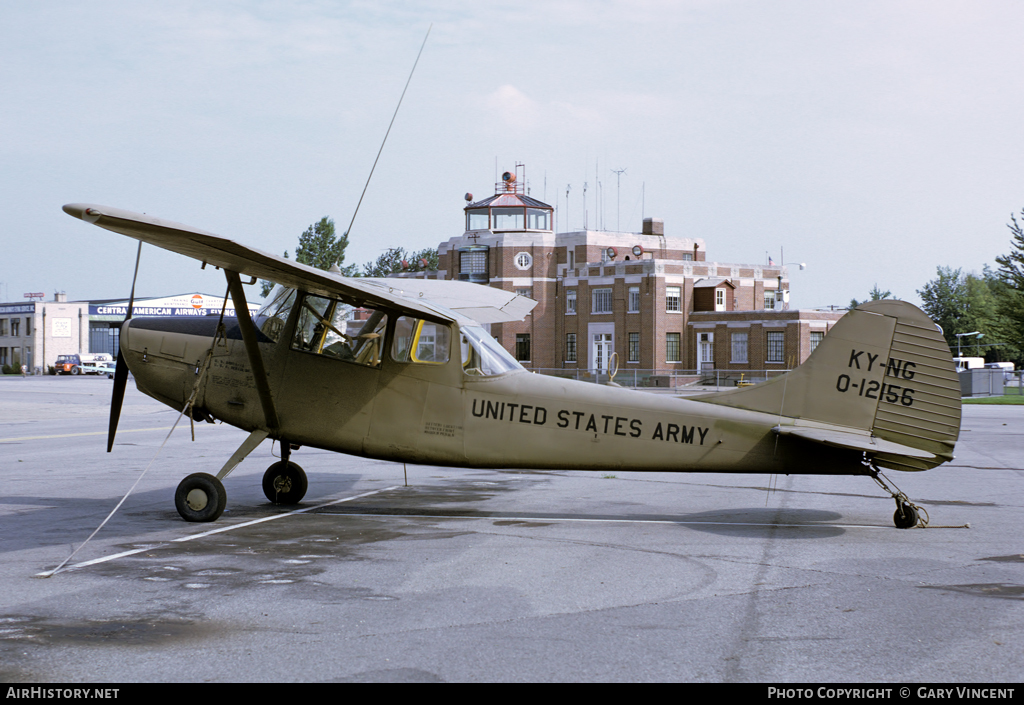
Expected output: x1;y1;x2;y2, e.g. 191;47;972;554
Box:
696;300;961;470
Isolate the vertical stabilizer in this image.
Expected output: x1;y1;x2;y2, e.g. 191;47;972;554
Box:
695;300;960;470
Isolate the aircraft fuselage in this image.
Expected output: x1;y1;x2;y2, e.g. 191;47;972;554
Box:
121;314;865;477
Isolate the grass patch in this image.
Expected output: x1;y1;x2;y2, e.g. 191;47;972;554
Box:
963;394;1024;405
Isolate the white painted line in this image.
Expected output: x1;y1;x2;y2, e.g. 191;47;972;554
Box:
37;486;401;577
171;487;401;542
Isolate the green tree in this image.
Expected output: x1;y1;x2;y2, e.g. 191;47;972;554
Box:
259;216;357;297
295;217;351;271
992;208;1024;365
981;265;1024;365
917;266;1000;357
849;284;897;309
361;246;440;277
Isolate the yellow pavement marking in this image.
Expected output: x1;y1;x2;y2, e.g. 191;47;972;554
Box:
0;427;174;443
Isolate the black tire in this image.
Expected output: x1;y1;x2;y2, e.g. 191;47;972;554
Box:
175;473;227;522
262;461;308;505
894;502;918;529
71;366;81;375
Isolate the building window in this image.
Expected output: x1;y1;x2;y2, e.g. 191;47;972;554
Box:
592;288;613;314
716;289;725;311
683;253;693;261
467;209;489;230
515;288;532;299
459;248;488;282
764;292;775;310
731;332;748;363
810;331;824;352
628;332;640;362
666;286;681;312
516;334;531;362
666;333;681;363
24;318;31;336
0;319;7;336
767;331;785;363
527;209;550;231
514;252;533;270
628;286;640;313
566;289;577;314
566;333;577;362
10;319;19;337
493;207;525;230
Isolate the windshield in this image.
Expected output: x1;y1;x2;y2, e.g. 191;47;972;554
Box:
461;326;523;376
255;285;297;342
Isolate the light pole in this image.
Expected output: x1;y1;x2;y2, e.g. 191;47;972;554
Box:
955;331;983;358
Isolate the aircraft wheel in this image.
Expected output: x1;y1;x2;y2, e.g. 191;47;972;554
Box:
175;473;227;522
893;502;918;529
262;461;307;505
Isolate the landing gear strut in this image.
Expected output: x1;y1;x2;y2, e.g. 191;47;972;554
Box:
864;457;928;529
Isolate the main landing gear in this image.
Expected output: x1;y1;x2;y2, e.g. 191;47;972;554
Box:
175;473;227;522
863;457;929;529
173;433;307;522
262;441;307;505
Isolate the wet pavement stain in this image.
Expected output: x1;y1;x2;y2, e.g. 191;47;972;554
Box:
979;554;1024;563
0;614;206;647
87;478;528;590
920;583;1024;600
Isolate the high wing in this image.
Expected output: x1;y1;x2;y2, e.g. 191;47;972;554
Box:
62;204;535;325
362;278;536;323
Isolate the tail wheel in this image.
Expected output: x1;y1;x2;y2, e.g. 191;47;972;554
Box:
894;502;919;529
262;461;307;505
175;473;227;522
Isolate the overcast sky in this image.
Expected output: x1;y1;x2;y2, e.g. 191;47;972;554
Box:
2;1;1022;309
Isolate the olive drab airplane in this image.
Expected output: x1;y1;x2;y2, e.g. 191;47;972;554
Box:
63;203;962;529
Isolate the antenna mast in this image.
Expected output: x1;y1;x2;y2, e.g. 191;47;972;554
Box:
611;167;627;232
343;25;431;241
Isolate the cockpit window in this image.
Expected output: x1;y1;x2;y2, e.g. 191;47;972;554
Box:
461;326;523;376
255;285;297;343
291;293;387;368
392;316;451;364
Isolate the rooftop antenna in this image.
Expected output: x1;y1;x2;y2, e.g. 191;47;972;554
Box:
611;167;627;231
583;182;588;230
565;184;572;232
343;24;431;242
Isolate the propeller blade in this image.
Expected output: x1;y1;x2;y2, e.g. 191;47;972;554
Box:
107;354;130;452
108;242;142;452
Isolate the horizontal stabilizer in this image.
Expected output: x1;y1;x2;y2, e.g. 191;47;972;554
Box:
773;425;935;459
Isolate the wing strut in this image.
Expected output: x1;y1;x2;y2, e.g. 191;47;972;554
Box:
225;270;280;432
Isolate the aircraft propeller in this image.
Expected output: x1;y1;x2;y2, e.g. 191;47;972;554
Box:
108;241;142;452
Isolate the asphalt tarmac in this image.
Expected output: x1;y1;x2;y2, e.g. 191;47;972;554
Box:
1;377;1022;683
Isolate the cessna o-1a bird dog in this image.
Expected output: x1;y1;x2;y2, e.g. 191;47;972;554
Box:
64;204;962;529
